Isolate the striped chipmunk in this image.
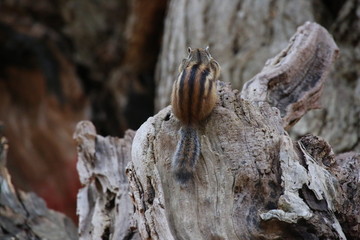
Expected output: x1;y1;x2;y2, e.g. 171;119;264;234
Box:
171;46;221;184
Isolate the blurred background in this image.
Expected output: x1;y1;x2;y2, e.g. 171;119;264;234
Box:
0;0;359;223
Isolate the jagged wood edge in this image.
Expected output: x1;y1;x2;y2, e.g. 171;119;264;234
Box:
74;121;140;240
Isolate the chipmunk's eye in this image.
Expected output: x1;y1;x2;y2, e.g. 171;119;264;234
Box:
187;47;192;53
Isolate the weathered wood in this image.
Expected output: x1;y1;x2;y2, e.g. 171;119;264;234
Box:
75;21;359;239
127;87;347;239
241;22;339;130
125;22;352;239
0;137;77;240
74;121;140;240
291;0;360;153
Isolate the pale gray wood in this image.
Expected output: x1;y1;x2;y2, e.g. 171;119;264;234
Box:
74;121;140;240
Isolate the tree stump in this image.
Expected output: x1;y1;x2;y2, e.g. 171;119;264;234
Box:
74;22;360;239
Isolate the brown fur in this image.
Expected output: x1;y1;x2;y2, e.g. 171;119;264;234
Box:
171;47;220;126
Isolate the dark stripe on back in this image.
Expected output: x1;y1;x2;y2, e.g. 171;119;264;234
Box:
197;68;210;114
196;49;201;62
187;64;198;124
209;61;217;74
207;78;213;100
178;69;187;118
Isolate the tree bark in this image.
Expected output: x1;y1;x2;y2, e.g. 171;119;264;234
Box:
75;22;359;239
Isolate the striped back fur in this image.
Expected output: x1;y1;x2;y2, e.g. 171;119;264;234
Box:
171;48;220;125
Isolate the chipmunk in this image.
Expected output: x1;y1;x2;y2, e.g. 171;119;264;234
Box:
171;47;221;184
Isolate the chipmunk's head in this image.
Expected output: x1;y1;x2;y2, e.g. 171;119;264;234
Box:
178;46;220;75
186;46;212;64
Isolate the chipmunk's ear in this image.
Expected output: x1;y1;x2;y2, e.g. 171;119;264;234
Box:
210;59;221;79
205;46;212;57
187;47;192;53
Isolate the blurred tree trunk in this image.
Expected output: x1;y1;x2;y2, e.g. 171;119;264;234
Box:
0;1;86;220
61;0;167;135
0;0;166;221
155;0;360;153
